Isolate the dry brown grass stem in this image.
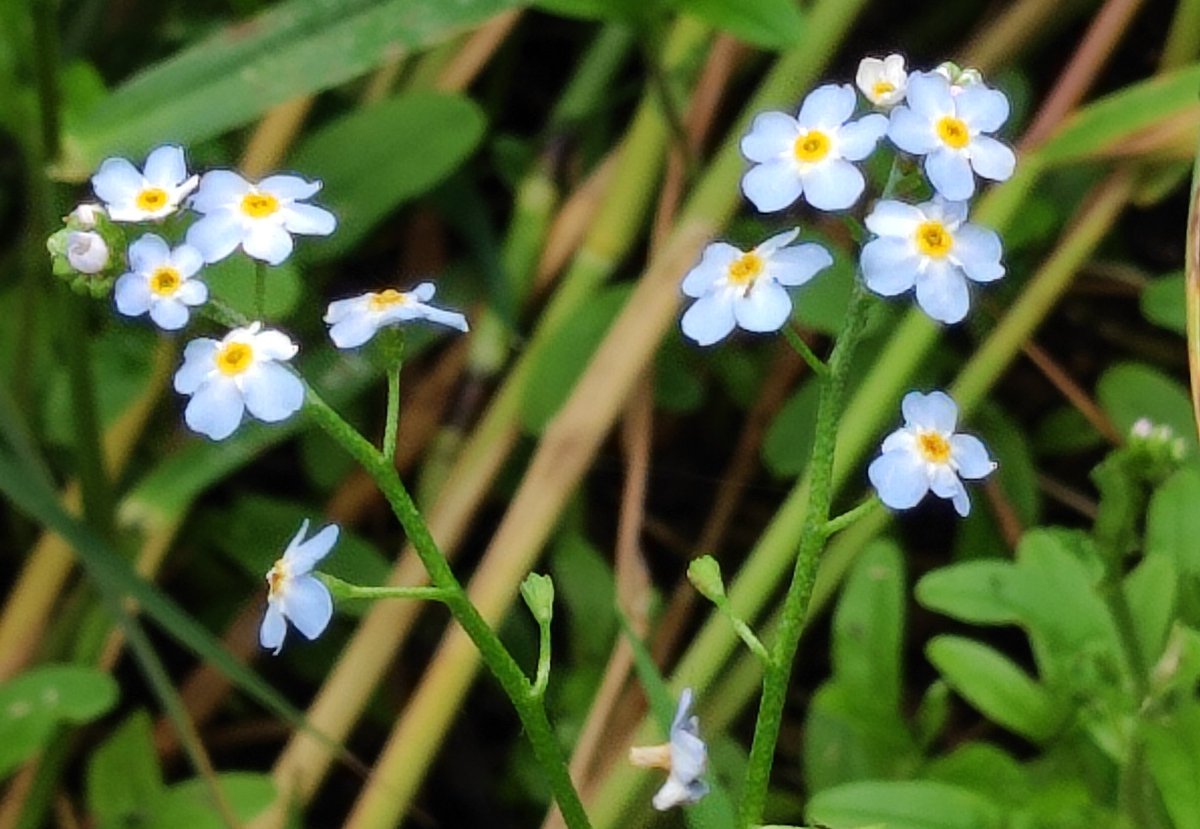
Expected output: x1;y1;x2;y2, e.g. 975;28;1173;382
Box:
436;10;523;92
1022;340;1123;444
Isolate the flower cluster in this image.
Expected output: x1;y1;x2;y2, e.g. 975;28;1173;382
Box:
57;145;470;442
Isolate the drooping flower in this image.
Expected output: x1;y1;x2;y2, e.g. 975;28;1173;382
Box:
868;390;996;517
740;84;888;212
887;72;1015;200
185;171;336;265
260;520;338;655
114;234;208;331
629;688;709;810
324;282;469;349
173;322;305;440
680;228;833;346
860;196;1003;324
91;145;198;222
66;231;109;274
856;54;908;108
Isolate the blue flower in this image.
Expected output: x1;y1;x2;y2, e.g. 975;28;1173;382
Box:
740;84;888;212
114;234;208;330
91;145;198;222
868;391;996;517
887;72;1015;200
629;688;709;810
861;196;1004;324
260;520;338;655
324;282;468;349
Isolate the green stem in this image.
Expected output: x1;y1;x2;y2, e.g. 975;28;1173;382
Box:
783;325;828;377
823;496;881;539
63;296;114;540
301;386;592;829
255;261;267;320
318;573;450;603
738;277;872;828
532;616;552;698
383;365;400;463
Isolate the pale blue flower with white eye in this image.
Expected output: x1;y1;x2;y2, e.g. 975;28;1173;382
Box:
185;171;336;266
861;196;1004;324
324;282;469;349
740;84;888;212
629;688;709;811
868;391;996;517
680;229;832;346
173;322;305;440
114;234;208;331
888;72;1016;200
260;520;338;655
91;145;198;222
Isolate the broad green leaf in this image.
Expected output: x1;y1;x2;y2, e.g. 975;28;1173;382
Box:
1144;703;1200;829
762;377;820;477
520;285;632;433
832;540;904;714
0;665;119;779
1141;271;1186;334
924;743;1030;808
1146;465;1200;576
803;682;917;795
680;0;804;50
290;92;487;263
1037;62;1200;167
59;0;516;176
1124;554;1177;666
915;560;1022;625
1097;361;1197;451
86;711;164;829
550;532;616;663
926;635;1064;743
153;772;275;827
807;780;1004;829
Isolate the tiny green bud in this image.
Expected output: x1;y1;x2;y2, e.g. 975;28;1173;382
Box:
520;572;554;625
687;555;726;603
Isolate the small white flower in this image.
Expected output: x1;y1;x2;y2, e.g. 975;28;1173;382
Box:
934;61;984;94
629;688;709;811
68;203;105;229
680;229;833;346
91;145;198;222
114;234;208;331
185;171;336;265
888;72;1016;200
66;231;109;274
868;391;996;517
740;84;888;212
324;282;469;349
173;322;305;440
861;196;1004;324
856;54;908;108
260;520;337;655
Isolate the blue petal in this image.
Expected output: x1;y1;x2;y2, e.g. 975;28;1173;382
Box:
956;86;1010;133
902;390;958;433
741;160;803;212
887;106;938;155
681;292;737;346
861;237;920;296
281;575;334;641
915;261;971;323
968;135;1016;183
952;434;996;479
954;224;1005;283
925;148;975;201
740;111;797;163
734;279;791;333
801;159;864;211
837;113;888;161
868;450;930;510
797;83;856;129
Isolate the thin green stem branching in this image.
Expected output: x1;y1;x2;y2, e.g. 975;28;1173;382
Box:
383;365;401;463
532;615;552;698
783;326;828;377
823;496;881;539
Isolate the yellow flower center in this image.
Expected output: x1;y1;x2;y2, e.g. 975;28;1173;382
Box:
915;221;953;258
215;342;254;376
368;289;409;311
136;187;169;212
149;266;181;296
792;130;831;163
266;560;288;600
917;431;951;464
241;191;280;219
872;80;896;98
727;252;765;286
936;116;970;149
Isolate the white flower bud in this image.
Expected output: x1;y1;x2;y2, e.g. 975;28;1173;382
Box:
68;203;106;229
66;231;109;274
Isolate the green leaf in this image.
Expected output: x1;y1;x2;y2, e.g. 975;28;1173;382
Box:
530;0;659;22
1037;62;1200;167
1141;271;1187;334
1097;361;1198;452
915;560;1023;626
59;0;516;175
1144;703;1200;829
1146;465;1200;576
807;780;1004;829
86;711;164;829
926;635;1064;743
831;540;905;714
203;256;303;320
520;285;632;433
290;92;487;263
803;682;917;794
1124;554;1177;666
762;377;820;477
679;0;804;50
0;665;119;779
1033;406;1105;456
550;532;616;663
153;772;275;827
924;743;1030;808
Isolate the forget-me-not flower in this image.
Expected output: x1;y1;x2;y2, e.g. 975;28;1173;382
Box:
114;234;208;330
173;322;305;440
680;228;833;346
856;54;908;108
740;84;888;212
260;520;338;654
629;688;709;810
868;391;996;517
186;171;336;265
324;282;469;349
861;196;1003;324
887;72;1015;200
91;145;198;222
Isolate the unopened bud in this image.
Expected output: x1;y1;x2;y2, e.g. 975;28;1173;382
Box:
68;203;106;229
687;555;726;603
520;572;554;626
67;231;109;274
